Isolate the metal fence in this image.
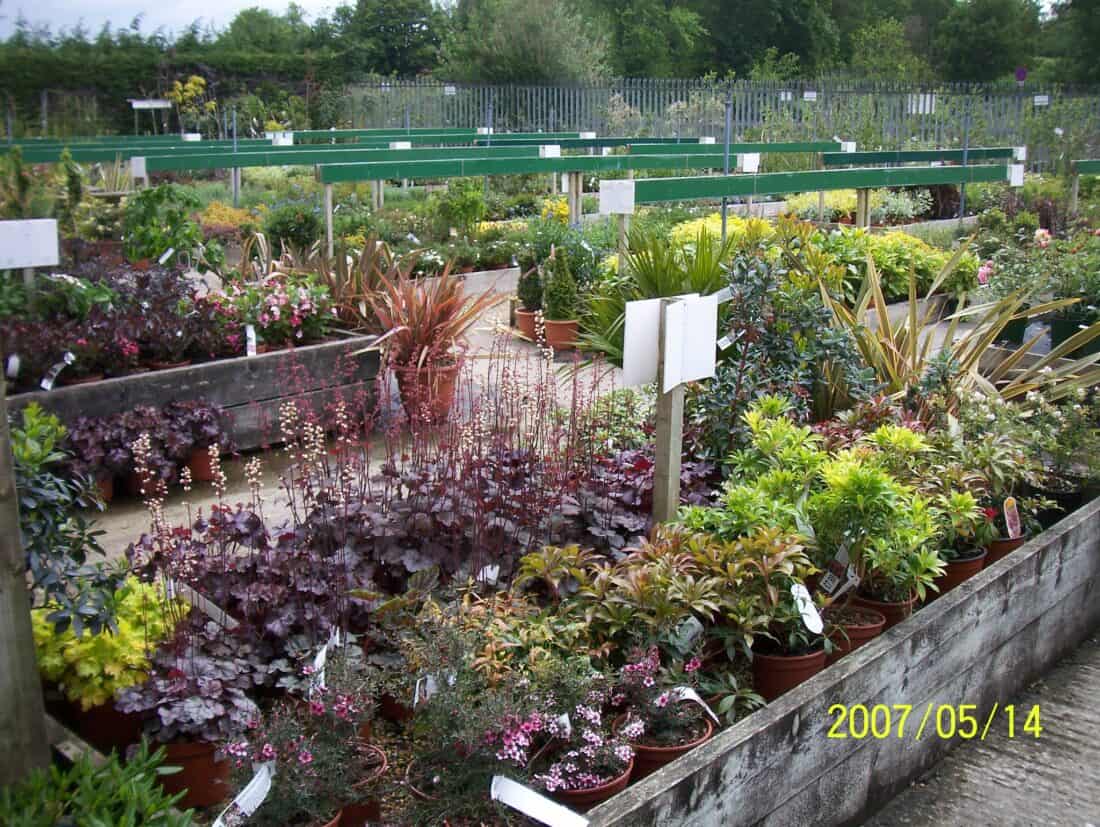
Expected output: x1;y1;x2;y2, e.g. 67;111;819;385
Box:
346;79;1100;172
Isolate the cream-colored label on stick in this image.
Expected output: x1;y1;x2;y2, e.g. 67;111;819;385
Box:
490;776;589;827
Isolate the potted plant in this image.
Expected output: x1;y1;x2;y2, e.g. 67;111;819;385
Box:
810;457;944;628
33;576;186;754
740;530;829;701
225;690;387;826
116;622;262;809
163;400;231;483
612;646;713;779
514;265;542;340
141;306;196;369
931;490;993;597
541;249;580;350
368;257;502;424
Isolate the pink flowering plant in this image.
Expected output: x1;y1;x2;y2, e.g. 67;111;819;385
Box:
233;273;333;346
615;646;708;748
528;687;634;794
226;687;382;827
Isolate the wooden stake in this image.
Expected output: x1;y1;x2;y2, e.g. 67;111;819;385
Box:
0;369;50;785
1069;172;1080;217
652;299;684;524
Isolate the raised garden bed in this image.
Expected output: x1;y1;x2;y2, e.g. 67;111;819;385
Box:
9;335;380;451
587;495;1100;826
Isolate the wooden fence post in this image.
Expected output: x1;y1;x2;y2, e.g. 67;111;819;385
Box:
0;372;50;786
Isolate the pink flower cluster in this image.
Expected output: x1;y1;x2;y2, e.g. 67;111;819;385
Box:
977;260;994;285
490;711;551;766
1035;228;1052;249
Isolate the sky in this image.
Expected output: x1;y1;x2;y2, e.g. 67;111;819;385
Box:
0;0;337;38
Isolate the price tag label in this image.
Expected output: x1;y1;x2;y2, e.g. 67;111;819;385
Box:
245;325;257;357
39;351;75;391
791;583;824;634
6;354;20;378
158;247;175;265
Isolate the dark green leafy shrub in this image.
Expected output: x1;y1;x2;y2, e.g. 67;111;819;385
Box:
122;184;203;264
542;253;579;321
263;201;322;252
517;266;542;311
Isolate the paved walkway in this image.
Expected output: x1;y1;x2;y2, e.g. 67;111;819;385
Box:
864;630;1100;827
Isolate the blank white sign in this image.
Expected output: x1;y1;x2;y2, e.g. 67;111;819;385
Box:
662;294;718;393
623;297;662;387
0;219;59;269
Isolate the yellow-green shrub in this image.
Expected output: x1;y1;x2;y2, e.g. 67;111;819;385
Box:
34;578;187;710
199;200;255;230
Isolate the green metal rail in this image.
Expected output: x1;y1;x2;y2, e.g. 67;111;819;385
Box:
627;164;1010;203
15;140;273;164
822;148;1014;166
143;144;549;173
1072;159;1100;175
316;151;740;184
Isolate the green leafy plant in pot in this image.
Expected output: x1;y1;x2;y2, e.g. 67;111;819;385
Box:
541;247;580;350
367;254;503;425
809;455;944;629
514;265;542;340
930;490;994;597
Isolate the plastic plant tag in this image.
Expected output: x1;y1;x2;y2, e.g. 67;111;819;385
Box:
791;584;824;634
669;687;720;724
716;335;734;351
817;544;851;596
490;776;588;827
554;713;573;739
308;643;329;697
213;761;275;826
414;674;439;707
39;351;76;391
245;325;257;357
670;615;705;652
477;564;501;585
1004;497;1022;540
6;354;19;378
158;247;175;265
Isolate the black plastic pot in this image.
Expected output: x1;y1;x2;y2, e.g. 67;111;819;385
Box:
1050;315;1100;358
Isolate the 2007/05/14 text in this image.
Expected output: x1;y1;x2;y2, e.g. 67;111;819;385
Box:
826;703;1042;740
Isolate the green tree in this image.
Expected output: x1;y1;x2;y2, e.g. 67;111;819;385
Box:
441;0;607;83
850;18;931;81
936;0;1040;81
333;0;443;77
1041;0;1100;84
588;0;706;76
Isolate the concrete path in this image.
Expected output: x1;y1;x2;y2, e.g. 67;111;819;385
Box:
864;630;1100;827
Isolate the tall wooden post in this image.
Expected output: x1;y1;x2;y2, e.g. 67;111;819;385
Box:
0;372;50;785
1069;168;1080;217
652;299;684;523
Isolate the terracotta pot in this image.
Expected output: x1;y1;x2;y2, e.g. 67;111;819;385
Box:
751;648;826;702
394;362;460;424
188;447;217;482
515;308;538;340
124;470;146;498
614;713;714;780
96;475;115;504
985;535;1029;565
543;318;579;350
378;692;415;723
160;740;230;809
147;358;192;371
550;760;632;810
851;593;916;630
131;259;152;271
825;607;886;665
73;700;144;754
320;744;388;825
60;373;105;386
932;549;988;599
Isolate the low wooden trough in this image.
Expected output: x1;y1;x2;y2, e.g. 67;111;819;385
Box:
589;495;1100;826
9;335;381;451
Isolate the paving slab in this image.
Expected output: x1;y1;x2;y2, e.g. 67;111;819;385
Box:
864;631;1100;827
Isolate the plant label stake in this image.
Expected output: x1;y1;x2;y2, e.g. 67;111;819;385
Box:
670;687;721;724
245;325;257;357
213;761;274;827
1004;497;1022;540
817;545;851;596
490;776;588;827
791;584;824;634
